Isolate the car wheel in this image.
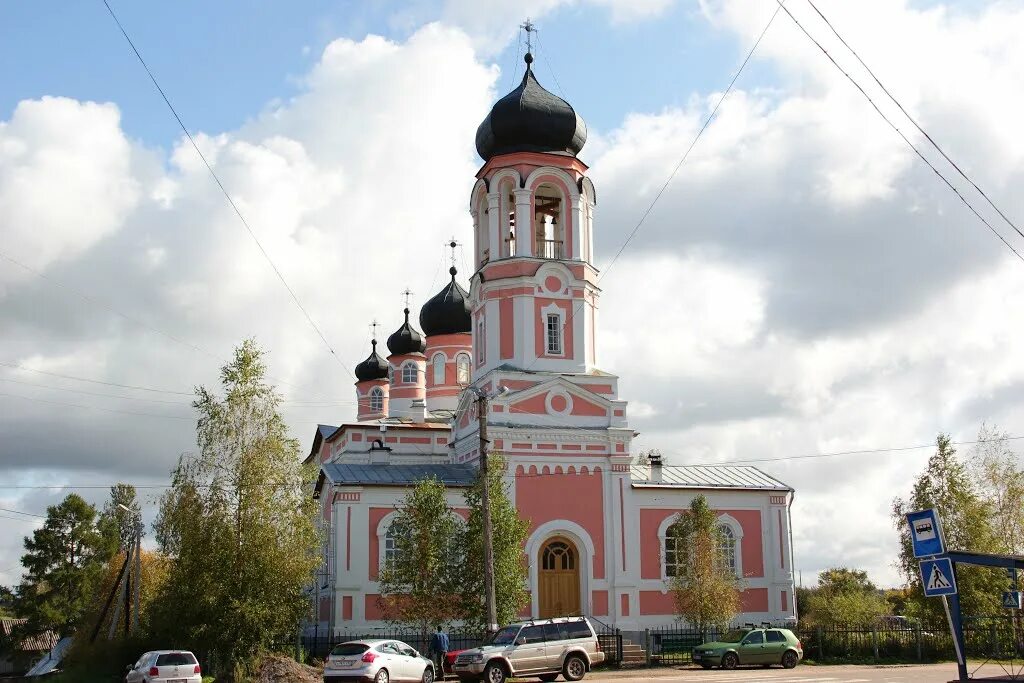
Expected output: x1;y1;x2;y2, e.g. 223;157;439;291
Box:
375;668;390;683
782;650;799;669
484;662;507;683
422;665;435;683
721;652;739;670
539;674;560;682
563;654;586;681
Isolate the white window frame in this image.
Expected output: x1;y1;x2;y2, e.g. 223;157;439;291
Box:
401;362;418;384
377;512;402;572
369;386;383;412
476;317;486;365
546;313;563;355
456;353;471;385
431;353;446;386
658;513;744;581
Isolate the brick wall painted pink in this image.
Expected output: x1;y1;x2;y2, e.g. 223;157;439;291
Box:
639;508;764;580
515;468;605;580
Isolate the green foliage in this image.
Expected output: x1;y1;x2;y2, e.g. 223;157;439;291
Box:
892;433;1005;619
377;477;462;636
100;483;143;553
0;585;15;618
803;568;890;627
667;495;741;631
149;340;321;678
455;454;530;633
15;493;116;639
969;424;1024;555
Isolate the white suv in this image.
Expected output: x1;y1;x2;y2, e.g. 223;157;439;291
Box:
452;617;604;683
125;650;202;683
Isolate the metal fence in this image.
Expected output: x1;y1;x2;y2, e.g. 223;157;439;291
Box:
301;631;486;663
647;616;1024;665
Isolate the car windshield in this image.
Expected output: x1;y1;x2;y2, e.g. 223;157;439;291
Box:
155;653;196;666
490;626;521;645
330;643;369;657
719;630;750;643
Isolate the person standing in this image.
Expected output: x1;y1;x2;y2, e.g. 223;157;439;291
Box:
430;624;450;676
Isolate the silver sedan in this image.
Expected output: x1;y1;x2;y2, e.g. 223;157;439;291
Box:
323;639;436;683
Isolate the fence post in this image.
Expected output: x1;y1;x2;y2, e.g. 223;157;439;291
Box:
616;628;623;666
991;621;999;658
816;625;824;661
871;625;878;662
644;629;651;667
916;624;922;662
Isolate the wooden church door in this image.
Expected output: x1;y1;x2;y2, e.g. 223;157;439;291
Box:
538;537;581;618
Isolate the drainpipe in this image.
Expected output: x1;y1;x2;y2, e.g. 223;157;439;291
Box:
787;490;797;621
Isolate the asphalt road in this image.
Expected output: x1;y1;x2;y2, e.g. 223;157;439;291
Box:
581;662;1024;682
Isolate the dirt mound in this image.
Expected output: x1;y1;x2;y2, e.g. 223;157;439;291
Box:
254;654;322;683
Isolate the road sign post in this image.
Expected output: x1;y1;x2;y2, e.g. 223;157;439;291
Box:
1002;591;1022;609
920;557;958;597
906;509;946;558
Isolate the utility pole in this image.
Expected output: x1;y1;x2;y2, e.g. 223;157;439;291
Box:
476;392;498;634
132;518;142;633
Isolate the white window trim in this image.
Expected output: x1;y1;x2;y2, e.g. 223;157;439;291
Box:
476;317;486;366
540;303;566;357
431;353;446;385
377;511;401;573
657;512;745;583
401;362;418;384
456;353;472;385
369;387;383;412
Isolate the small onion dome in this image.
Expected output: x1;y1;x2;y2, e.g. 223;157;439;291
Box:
354;339;389;381
475;52;587;162
419;266;471;336
387;308;427;356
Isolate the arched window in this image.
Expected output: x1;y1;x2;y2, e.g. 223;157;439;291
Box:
401;362;418;384
384;522;400;567
432;354;445;386
534;183;565;259
717;523;737;575
456;353;471;384
369;387;383;412
542;540;576;570
388;365;395;385
664;525;684;578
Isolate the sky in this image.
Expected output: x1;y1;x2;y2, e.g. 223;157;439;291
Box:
2;0;1023;591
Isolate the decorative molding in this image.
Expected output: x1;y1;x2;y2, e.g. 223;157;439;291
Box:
769;495;787;505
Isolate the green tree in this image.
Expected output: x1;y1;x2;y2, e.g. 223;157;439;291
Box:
892;433;1005;619
15;494;116;638
0;585;15;618
377;478;461;638
667;495;742;631
100;483;143;553
455;454;529;633
803;568;890;626
970;424;1024;555
151;340;320;677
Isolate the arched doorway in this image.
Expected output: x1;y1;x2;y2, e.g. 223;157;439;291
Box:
538;537;581;618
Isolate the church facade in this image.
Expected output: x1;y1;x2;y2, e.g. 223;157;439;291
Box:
308;52;796;636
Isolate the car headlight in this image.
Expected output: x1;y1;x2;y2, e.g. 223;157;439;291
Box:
470;654;484;663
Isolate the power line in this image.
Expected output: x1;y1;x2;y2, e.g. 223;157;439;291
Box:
800;0;1024;244
0;361;192;395
0;507;45;519
775;0;1024;263
0;390;195;420
100;0;357;382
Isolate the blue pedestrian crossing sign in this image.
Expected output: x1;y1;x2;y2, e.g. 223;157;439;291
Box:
1003;591;1022;609
920;557;957;597
906;509;946;558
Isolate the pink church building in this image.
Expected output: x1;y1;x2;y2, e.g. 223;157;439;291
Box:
308;51;796;636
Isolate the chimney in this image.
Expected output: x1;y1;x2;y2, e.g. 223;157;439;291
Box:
648;451;663;483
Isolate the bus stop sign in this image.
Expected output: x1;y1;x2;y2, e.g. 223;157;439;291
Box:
906;509;945;558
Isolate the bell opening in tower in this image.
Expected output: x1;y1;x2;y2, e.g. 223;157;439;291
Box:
534;183;564;259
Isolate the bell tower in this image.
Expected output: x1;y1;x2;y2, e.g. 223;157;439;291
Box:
469;49;599;378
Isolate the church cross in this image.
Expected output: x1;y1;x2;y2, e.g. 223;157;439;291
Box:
401;288;414;308
448;237;459;267
520;18;537;54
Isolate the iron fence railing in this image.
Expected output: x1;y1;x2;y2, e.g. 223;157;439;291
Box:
646;616;1024;666
301;631;486;663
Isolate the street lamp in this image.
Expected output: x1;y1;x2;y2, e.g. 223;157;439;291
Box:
469;385;510;635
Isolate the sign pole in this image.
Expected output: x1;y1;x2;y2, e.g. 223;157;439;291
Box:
944;592;968;682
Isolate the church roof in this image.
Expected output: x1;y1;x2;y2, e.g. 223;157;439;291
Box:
475;53;587;162
354;339;389;381
419;267;471;336
387;308;426;356
318;463;476;492
630;464;791;491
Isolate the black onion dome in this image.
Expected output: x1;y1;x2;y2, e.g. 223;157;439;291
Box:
419;267;471;336
387;308;427;355
354;339;389;381
475;53;587;161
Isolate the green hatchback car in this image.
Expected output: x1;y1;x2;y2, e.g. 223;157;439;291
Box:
691;627;803;670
